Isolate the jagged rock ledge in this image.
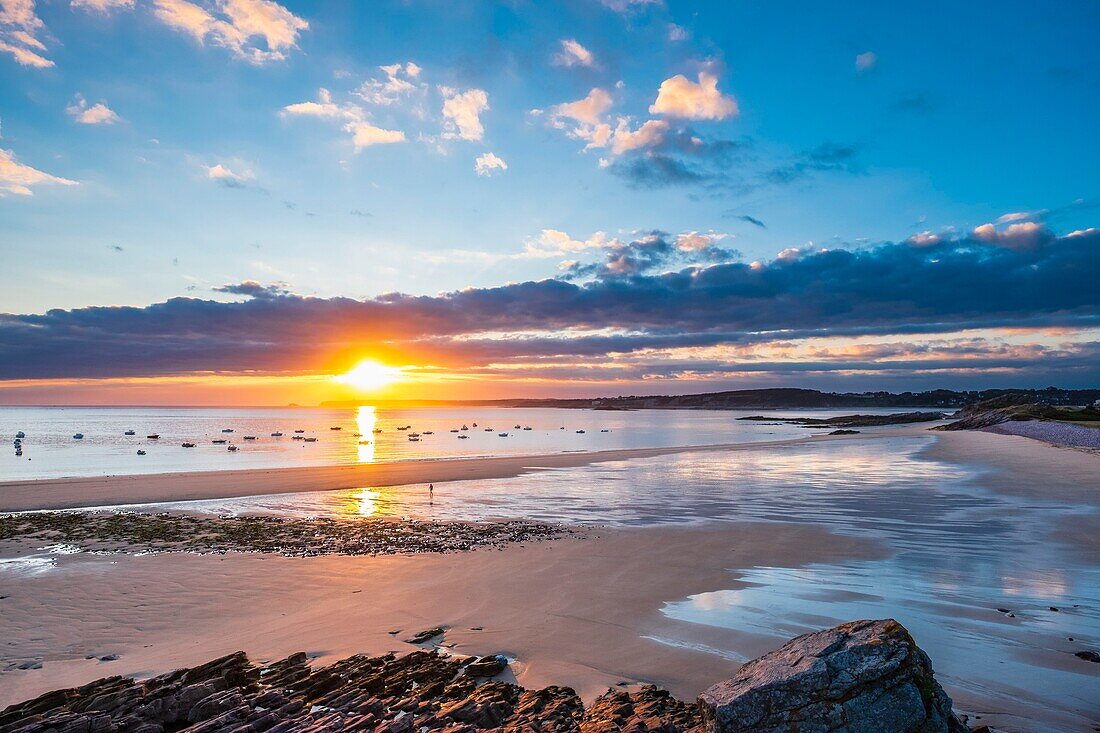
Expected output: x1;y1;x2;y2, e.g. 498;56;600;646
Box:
0;620;982;732
0;512;570;557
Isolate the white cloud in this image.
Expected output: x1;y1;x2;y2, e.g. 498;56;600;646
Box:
553;39;595;68
610;118;668;154
522;229;613;258
66;95;122;125
206;162;254;184
0;148;78;196
0;0;53;67
667;23;689;41
356;62;423;106
599;0;661;12
346;122;405;150
474;151;507;177
971;221;1050;250
650;72;738;121
150;0;308;64
855;51;877;73
550;87;613;127
282;88;406;152
440;87;489;141
675;231;728;252
71;0;134;11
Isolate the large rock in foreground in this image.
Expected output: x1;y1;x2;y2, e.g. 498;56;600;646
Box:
699;619;967;733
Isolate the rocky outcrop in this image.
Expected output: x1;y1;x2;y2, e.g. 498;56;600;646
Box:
0;620;971;733
698;619;967;733
0;650;702;733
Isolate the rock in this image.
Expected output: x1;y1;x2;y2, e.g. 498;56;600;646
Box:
828;429;860;435
464;655;507;678
404;627;446;645
1074;650;1100;663
698;619;967;733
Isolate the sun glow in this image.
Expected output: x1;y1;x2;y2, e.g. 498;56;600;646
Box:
334;359;402;392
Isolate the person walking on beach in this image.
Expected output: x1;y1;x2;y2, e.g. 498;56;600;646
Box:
429;483;434;504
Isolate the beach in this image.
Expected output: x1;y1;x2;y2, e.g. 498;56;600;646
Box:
2;428;1098;732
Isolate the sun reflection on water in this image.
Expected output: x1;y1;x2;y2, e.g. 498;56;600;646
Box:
356;405;376;464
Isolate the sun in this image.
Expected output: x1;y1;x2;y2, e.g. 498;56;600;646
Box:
333;359;401;392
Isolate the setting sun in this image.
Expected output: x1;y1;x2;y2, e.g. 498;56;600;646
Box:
333;360;402;392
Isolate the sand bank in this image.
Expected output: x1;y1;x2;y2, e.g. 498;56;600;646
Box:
0;521;883;708
0;431;894;513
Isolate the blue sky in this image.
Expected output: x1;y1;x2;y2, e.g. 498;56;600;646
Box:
0;0;1098;401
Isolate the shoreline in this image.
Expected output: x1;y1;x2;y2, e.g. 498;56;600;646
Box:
0;431;902;513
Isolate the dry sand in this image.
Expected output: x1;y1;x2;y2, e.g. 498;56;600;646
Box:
0;521;883;708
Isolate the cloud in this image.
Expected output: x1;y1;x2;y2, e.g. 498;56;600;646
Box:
667;23;689;41
0;0;53;67
206;162;254;187
522;229;613;258
356;62;423;106
650;72;738;121
764;142;860;185
855;51;877;73
563;230;737;279
71;0;134;11
1;228;1097;379
150;0;308;64
474;151;507;177
440;87;489;141
553;39;596;68
213;280;290;299
970;221;1054;250
599;0;661;12
0;148;78;196
610;118;669;154
66;95;122;125
733;214;766;229
282;88;406;151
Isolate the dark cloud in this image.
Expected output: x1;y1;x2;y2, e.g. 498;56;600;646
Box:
728;213;766;228
111;245;124;252
562;231;738;280
764;143;861;185
607;154;712;188
350;209;371;217
1;228;1097;380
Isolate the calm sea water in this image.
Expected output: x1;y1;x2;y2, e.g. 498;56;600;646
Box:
0;405;919;481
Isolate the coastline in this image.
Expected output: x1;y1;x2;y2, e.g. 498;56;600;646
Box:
0;430;902;513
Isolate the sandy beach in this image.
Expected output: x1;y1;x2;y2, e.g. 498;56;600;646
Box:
2;429;1098;731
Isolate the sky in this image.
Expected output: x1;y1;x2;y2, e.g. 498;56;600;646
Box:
0;0;1098;404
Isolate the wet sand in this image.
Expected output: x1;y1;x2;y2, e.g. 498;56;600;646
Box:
0;431;886;513
0;521;882;708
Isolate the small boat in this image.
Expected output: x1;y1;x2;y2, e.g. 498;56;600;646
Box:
291;435;304;440
450;429;460;433
409;432;421;438
13;438;21;446
514;424;521;429
271;432;283;437
472;422;478;427
498;432;509;437
397;425;410;431
136;449;146;455
182;442;196;448
222;428;234;433
575;429;585;434
408;436;420;442
124;430;136;436
304;437;317;442
358;440;371;445
372;428;383;434
353;433;362;437
600;429;610;433
15;431;25;439
559;426;565;430
484;427;493;432
243;436;257;441
523;426;532;431
330;426;342;431
457;434;469;439
227;445;239;452
423;431;434;435
212;439;227;444
461;425;469;431
147;434;160;439
73;433;84;439
294;429;305;434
